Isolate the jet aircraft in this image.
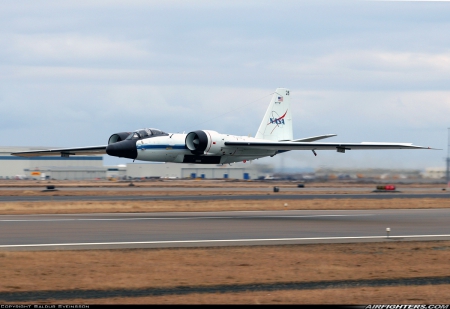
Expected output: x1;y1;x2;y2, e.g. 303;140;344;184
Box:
12;88;432;163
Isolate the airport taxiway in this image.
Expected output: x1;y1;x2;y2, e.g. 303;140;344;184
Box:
0;185;448;195
0;192;449;202
0;186;446;192
1;208;449;251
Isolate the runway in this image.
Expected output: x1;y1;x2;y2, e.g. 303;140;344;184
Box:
1;192;449;202
1;209;449;251
0;186;447;192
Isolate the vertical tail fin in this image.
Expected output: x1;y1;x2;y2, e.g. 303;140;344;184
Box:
255;88;293;141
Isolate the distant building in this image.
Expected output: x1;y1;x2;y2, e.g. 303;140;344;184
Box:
126;162;273;180
315;168;423;180
0;147;273;180
0;147;103;180
106;165;127;179
422;167;446;179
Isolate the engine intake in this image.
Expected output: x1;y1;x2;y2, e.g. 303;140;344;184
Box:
108;132;131;145
185;130;209;155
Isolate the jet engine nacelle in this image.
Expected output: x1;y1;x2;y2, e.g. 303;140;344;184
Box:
185;130;224;155
108;132;131;144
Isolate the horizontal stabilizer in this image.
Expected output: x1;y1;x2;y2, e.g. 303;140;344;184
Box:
291;134;337;142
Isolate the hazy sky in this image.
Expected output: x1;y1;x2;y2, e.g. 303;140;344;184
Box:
1;0;449;170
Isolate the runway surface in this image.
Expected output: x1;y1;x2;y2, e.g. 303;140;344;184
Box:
1;209;449;251
0;186;447;192
1;192;449;202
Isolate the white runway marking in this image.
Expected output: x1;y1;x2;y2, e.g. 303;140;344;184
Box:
1;234;450;249
0;214;373;222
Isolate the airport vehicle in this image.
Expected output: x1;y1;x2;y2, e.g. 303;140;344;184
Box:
11;88;432;164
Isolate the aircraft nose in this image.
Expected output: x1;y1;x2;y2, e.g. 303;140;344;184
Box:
106;140;137;159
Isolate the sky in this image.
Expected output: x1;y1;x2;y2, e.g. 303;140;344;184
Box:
1;0;450;171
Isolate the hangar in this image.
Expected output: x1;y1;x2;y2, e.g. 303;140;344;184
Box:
0;147;104;180
126;162;273;180
0;147;273;180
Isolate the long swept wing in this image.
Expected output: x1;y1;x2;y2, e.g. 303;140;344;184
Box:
224;141;433;151
11;145;107;157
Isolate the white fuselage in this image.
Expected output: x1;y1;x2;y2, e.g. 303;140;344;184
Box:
135;132;277;164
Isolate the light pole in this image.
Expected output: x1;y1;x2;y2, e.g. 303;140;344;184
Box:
447;128;450;185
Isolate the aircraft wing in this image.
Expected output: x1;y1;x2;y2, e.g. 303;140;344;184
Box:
224;141;433;152
11;145;107;157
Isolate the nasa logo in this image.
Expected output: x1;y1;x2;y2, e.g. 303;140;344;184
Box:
268;110;288;127
270;117;285;125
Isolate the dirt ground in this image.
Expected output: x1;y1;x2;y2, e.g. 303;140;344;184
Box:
0;181;449;215
0;179;444;188
0;180;447;201
1;198;449;215
1;241;450;304
1;180;449;304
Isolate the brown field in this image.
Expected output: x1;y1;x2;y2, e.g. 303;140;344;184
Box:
0;180;449;215
0;180;447;208
1;198;450;215
1;180;449;304
0;179;447;191
0;179;444;187
1;241;450;304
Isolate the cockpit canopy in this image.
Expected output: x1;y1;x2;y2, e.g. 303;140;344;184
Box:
125;128;168;140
